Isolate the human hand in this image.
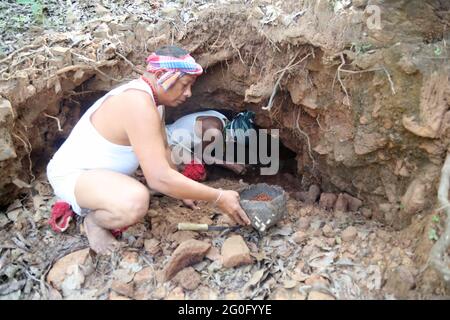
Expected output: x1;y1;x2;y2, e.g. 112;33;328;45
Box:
215;190;251;226
181;199;199;210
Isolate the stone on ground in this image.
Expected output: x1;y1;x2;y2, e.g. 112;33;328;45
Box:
319;193;337;210
163;239;211;280
173;267;201;291
221;235;253;268
341;226;358;242
308;291;335;300
47;248;90;290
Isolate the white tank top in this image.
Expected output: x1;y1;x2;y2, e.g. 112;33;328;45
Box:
48;78;164;176
165;110;227;152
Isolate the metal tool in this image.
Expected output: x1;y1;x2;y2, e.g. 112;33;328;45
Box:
177;222;241;232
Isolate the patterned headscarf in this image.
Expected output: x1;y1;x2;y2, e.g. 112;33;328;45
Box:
146;52;203;91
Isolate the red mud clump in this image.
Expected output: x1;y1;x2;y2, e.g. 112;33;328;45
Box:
251;193;273;201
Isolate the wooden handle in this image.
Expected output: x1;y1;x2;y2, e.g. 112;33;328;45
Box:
177;223;209;231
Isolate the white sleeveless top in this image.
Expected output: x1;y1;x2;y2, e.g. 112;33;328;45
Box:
48;78;164;176
165;110;227;152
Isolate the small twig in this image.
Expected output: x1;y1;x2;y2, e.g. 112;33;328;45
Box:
11;130;35;183
43;113;63;132
263;53;299;111
259;29;281;53
0;44;41;65
47;60;121;82
229;36;245;66
315;115;329;132
334;53;351;106
430;152;450;281
263;52;312;111
382;67;396;95
249;46;264;75
294;110;315;169
115;52;144;75
211;30;223;48
66;90;99;96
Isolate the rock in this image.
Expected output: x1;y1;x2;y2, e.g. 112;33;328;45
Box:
196;286;219;300
144;238;161;255
133;267;154;286
305;274;329;286
341;226;358;242
112;268;135;284
308;291;335;300
319;193;337;210
292;231;308;244
166;287;185;300
109;292;131;300
6;209;20;222
306;185;321;204
297;217;311;231
271;288;290;300
225;292;241;300
271;288;306;300
60;265;85;296
326;237;336;246
401;72;448;139
359;115;369;124
397;55;418;75
95;4;110;15
362;208;372;219
153;286;167;300
163;239;211;280
206;246;221;261
169;231;198;244
221;235;253;268
354;131;387;155
293;191;308;202
172;267;201;291
384;266;416;297
291;291;307;300
401;179;426;216
322;224;334;238
294;185;320;204
0;214;9;228
282;279;298;289
111;280;134;298
48;287;63;300
343;194;363;211
133;287;152;300
352;0;368;8
119;251;142;273
47;249;90;290
93;23;110;39
334;194;349;211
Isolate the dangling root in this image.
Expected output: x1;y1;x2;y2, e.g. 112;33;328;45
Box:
430;152;450;282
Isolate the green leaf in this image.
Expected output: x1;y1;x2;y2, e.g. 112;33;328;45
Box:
434;46;442;56
429;228;439;241
432;215;440;223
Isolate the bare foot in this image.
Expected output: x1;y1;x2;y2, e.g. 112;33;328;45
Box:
83;214;119;255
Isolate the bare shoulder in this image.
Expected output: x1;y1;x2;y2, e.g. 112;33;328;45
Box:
119;88;155;109
110;88;158;118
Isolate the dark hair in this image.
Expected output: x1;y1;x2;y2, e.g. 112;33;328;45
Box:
155;45;188;57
